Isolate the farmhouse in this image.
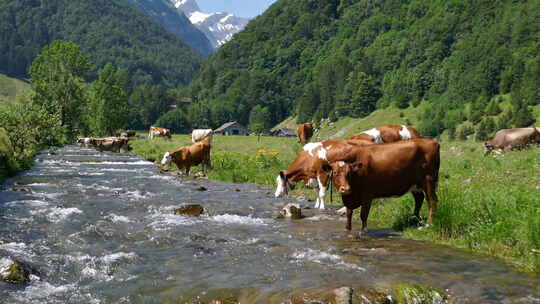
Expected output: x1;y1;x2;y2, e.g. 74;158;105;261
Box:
214;121;249;136
270;127;296;137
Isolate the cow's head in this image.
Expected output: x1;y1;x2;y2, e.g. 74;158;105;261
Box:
484;142;495;156
161;151;173;166
329;160;362;195
275;171;295;197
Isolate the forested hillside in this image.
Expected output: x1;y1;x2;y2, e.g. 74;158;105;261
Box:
0;0;202;87
122;0;214;57
182;0;540;136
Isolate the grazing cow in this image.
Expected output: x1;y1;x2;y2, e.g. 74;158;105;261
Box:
149;126;171;140
328;138;440;234
275;139;373;209
161;140;211;175
297;123;314;144
120;130;136;138
349;125;420;143
484;128;540;155
191;129;213;143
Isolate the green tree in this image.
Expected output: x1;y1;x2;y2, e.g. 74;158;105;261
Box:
476;117;496;141
511;100;535;128
87;63;128;136
485;100;502;116
29;40;93;138
155;108;189;133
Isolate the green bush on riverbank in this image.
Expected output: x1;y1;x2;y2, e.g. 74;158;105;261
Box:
130;134;540;273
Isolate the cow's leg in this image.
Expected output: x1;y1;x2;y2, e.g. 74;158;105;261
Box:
424;176;438;224
317;176;327;210
412;191;424;218
360;201;372;233
346;207;353;231
185;166;190;176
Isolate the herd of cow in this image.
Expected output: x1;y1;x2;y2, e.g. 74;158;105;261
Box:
77;123;540;234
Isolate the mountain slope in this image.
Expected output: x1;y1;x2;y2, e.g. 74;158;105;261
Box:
182;0;540;134
173;0;250;48
122;0;213;57
0;74;30;103
0;0;203;87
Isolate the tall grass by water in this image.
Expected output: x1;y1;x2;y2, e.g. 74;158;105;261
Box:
130;135;540;273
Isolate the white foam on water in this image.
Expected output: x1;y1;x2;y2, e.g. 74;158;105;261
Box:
78;172;105;176
145;174;174;180
26;183;54;187
0;242;32;257
100;168;141;172
149;213;198;231
31;192;63;200
9;281;101;304
123;190;154;201
45;207;83;222
101;252;137;264
210;214;268;226
105;213;130;223
292;249;366;271
84;160;152;166
5;200;49;207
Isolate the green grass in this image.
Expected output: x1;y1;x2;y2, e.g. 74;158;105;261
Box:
0;74;30;103
130;128;540;273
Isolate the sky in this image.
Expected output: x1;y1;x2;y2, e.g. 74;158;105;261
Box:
197;0;277;18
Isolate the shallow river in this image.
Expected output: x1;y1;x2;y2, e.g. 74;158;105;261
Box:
0;146;539;303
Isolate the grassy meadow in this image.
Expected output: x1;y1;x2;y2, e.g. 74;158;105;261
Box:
130;125;540;274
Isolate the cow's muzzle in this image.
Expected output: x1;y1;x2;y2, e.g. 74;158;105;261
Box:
338;186;352;195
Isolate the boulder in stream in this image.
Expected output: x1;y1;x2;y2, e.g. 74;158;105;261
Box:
0;257;31;284
279;203;303;219
174;204;205;216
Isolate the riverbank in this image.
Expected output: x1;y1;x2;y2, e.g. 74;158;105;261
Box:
130;135;540;274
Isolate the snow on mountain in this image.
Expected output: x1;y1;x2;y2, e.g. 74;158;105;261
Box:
172;0;250;48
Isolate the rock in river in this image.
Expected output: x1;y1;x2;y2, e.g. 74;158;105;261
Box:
0;257;31;284
174;204;205;216
279;203;303;219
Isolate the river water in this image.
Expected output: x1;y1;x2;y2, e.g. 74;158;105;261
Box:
0;146;539;303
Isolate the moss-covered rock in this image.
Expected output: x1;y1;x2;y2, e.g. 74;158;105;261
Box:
391;283;448;304
174;204;205;216
0;257;31;284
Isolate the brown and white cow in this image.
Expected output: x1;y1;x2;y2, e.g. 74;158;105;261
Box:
297;122;314;144
328;138;440;234
349;125;421;143
484;128;540;155
149;127;172;140
276;124;421;210
275;139;372;209
161;139;211;175
191;129;213;143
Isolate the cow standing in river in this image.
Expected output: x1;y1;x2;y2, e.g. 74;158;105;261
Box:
276;124;421;210
161;140;211;175
328;138;440;234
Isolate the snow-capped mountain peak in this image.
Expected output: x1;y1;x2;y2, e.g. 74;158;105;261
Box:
172;0;250;48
